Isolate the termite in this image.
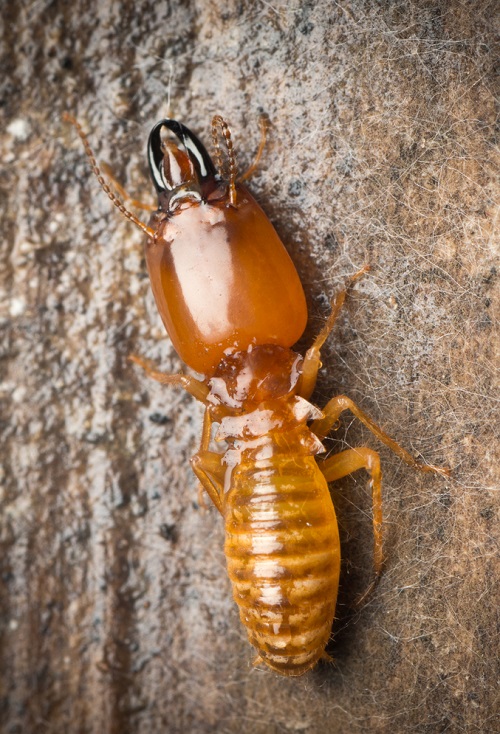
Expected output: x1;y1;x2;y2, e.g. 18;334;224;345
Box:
65;113;450;676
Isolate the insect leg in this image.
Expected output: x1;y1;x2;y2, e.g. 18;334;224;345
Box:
191;453;225;514
238;114;270;182
311;395;450;477
319;447;384;575
191;409;224;514
128;355;210;404
100;163;156;211
63;113;155;239
298;266;370;399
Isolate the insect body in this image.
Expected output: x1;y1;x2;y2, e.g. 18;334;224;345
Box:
67;114;449;676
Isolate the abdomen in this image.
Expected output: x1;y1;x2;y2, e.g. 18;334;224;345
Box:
224;455;340;676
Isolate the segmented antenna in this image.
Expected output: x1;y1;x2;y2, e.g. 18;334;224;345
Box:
211;115;238;206
63;113;155;239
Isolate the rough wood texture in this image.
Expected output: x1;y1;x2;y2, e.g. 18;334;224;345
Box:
1;2;498;733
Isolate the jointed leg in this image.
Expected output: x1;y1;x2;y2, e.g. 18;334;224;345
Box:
311;395;450;476
100;162;156;211
299;266;370;400
130;354;224;511
320;448;383;576
128;354;210;404
190;409;225;514
238;114;270;182
211;114;270;207
63;113;155;239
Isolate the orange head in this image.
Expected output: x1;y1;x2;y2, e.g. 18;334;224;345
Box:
145;119;308;376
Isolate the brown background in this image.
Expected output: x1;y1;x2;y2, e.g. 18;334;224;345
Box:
1;1;498;733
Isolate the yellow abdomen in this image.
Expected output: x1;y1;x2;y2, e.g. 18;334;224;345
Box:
224;455;340;676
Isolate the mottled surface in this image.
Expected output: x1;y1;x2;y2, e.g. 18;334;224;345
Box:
0;1;498;733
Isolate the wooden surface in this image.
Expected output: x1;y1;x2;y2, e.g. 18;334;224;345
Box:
1;1;498;732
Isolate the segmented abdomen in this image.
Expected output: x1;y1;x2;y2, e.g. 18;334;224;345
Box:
224;455;340;676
